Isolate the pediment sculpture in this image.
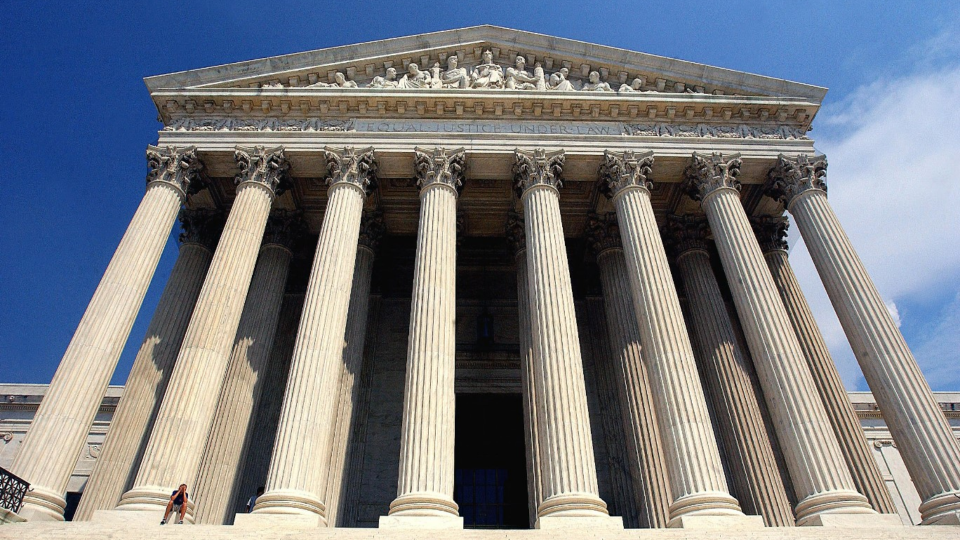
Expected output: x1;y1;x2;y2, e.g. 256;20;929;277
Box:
256;49;695;94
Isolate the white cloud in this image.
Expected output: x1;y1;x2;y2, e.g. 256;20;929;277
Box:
788;64;960;390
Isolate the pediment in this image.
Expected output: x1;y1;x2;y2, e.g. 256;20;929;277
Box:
145;25;825;102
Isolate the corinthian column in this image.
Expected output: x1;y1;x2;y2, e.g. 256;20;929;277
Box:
11;146;202;522
767;155;960;525
667;215;795;527
514;149;619;529
598;151;747;528
193;212;304;525
752;216;896;515
116;146;290;519
324;211;384;527
683;152;876;526
584;213;672;528
251;147;376;524
506;214;544;528
382;147;465;527
75;209;221;521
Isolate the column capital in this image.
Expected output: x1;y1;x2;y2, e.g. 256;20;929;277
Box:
358;210;386;253
585;212;622;258
414;147;466;195
750;215;790;254
666;214;711;257
682;152;742;202
234;145;292;196
506;212;525;256
263;210;306;251
598;150;655;199
146;145;204;199
178;208;224;251
765;154;828;208
323;146;378;195
513;148;565;197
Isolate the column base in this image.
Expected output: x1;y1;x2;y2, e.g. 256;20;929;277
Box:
537;492;610;518
251;488;326;522
800;513;903;527
920;491;960;525
668;514;765;529
388;492;459;518
794;490;875;526
667;490;745;524
92;508;195;526
233;513;320;529
379;515;463;529
114;485;196;522
535;515;623;530
0;508;26;524
15;486;66;522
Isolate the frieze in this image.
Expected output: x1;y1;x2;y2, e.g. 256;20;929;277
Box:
162;117;807;140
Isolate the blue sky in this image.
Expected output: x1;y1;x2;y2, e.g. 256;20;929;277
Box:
2;2;959;390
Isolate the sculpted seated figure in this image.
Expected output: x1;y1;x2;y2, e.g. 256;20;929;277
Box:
369;67;399;88
581;71;613;92
398;63;432;89
505;56;540;90
547;68;576;92
439;56;470;89
618;77;645;93
470;50;504;89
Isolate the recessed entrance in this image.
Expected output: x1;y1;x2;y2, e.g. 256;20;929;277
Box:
454;393;529;529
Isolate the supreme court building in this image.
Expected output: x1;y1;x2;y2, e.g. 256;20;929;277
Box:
3;26;960;538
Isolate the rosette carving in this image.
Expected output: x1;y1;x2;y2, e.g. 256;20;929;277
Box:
413;147;466;194
765;154;828;207
598;150;655;198
682;152;743;202
146;145;204;197
323;146;377;195
234;145;292;196
512;148;565;197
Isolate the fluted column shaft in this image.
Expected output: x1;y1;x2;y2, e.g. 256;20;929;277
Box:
759;235;896;514
75;232;214;521
324;237;378;526
254;185;367;520
690;171;873;523
787;188;960;524
194;237;294;524
520;189;607;519
119;177;280;517
508;216;544;528
12;148;197;521
389;180;459;518
672;237;794;527
594;246;672;528
608;191;741;523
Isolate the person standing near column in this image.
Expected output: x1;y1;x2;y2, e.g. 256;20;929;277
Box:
251;147;377;524
115;145;291;521
597;151;750;528
683;152;878;526
382;148;465;527
75;208;222;520
767;154;960;525
11;146;204;522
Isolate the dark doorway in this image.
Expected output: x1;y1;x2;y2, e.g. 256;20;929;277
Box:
455;393;529;529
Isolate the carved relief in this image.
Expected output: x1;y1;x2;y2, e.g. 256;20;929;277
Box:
263;210;306;249
623;123;807;140
179;208;225;250
666;214;711;256
765;154;828;206
358;210;386;252
513;148;565;196
584;212;622;256
323;146;377;194
750;215;790;253
505;212;525;256
234;145;292;196
413;147;466;193
470;50;505;89
598;149;655;198
145;145;204;195
682;152;743;201
162;118;354;132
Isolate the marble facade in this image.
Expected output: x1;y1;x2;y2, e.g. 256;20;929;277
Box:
2;26;959;538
